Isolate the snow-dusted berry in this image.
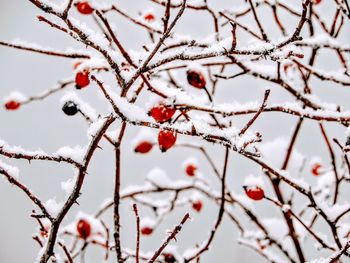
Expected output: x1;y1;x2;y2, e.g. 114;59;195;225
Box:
311;163;322;176
244;186;264;201
158;130;177;152
76;1;94;15
75;70;90;89
141;226;153;236
134;141;153;154
4;100;21;110
77;219;91;239
187;70;206;89
185;164;197;177
149;104;176;123
192;199;203;212
62;101;79;116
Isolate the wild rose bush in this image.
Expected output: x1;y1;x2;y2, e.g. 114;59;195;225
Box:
1;0;350;262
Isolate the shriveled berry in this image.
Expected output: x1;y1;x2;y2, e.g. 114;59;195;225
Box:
185;164;197;177
135;141;153;154
244;186;265;201
141;226;153;236
162;253;177;263
311;163;322;176
76;1;94;15
77;219;91;239
187;70;206;89
158;130;177;152
192;200;203;212
4;100;20;110
149;104;176;123
62;101;79;116
144;13;155;22
75;70;90;89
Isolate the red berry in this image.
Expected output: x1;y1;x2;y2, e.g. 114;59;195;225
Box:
158;130;177;152
135;141;153;154
75;70;90;89
141;226;153;236
149;104;176;123
77;219;91;239
185;164;197;177
192;200;203;212
313;0;321;4
187;70;206;89
4;100;21;110
40;225;50;238
244;186;265;201
144;13;155;22
76;1;94;15
311;163;322;176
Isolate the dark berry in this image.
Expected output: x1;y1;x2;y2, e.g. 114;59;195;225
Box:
62;101;79;116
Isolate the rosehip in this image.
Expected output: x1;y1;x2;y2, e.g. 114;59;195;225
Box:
62;101;79;116
40;229;48;238
192;200;202;212
244;186;265;201
158;130;177;152
77;219;91;239
76;1;94;15
4;100;20;110
75;70;90;89
187;70;206;89
149;104;176;123
141;226;153;235
185;164;197;177
311;163;322;176
144;13;155;22
134;141;153;154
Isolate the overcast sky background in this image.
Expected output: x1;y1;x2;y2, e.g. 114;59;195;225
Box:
1;0;350;262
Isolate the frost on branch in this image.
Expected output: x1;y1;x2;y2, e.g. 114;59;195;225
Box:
1;0;350;262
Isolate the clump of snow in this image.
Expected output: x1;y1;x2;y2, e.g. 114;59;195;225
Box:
87;118;107;138
54;145;86;163
190;192;202;203
259;137;305;175
3;91;27;103
146;167;172;187
61;175;76;197
131;128;156;148
261;218;288;242
244;174;265;188
140;217;156;229
0;159;20;178
44;198;63;217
